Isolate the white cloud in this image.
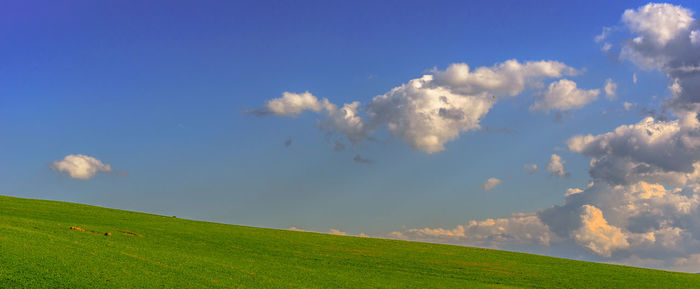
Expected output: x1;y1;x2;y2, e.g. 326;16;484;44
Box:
482;177;501;191
623;101;636;111
263;91;325;116
287;226;306;232
524;163;538;174
632;73;637;84
530;79;599;112
547;154;569;178
595;27;612;42
262;91;367;144
329;229;347;236
565;188;583;197
690;30;700;46
50;154;112;179
621;3;694;46
604;78;617;100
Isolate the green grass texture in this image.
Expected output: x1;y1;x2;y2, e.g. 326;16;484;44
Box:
1;195;699;288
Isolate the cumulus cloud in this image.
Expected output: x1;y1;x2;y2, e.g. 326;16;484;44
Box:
616;3;700;112
50;154;113;179
259;91;324;116
259;59;578;153
573;205;630;257
524;163;538;174
530;79;600;112
604;78;618;100
621;3;693;47
482;177;502;191
546;154;569;178
567;115;700;186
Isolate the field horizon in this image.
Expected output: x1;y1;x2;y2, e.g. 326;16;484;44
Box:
2;194;700;288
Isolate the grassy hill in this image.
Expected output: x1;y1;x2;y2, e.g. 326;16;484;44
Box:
1;195;699;288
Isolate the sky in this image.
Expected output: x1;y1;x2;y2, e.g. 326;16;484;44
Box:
2;0;700;272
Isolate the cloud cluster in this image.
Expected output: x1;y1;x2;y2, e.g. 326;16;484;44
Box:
50;154;113;179
260;59;580;153
261;2;700;273
388;212;553;248
391;113;700;271
389;18;700;266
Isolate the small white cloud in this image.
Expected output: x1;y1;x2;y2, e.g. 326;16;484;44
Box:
565;188;583;197
623;101;636;111
690;30;700;46
595;27;612;43
287;226;306;232
329;229;347;235
531;79;600;112
524;164;538;174
482;177;502;191
263;91;324;116
604;78;617;100
387;231;408;240
547;154;569;178
50;154;112;179
601;42;612;52
633;73;637;84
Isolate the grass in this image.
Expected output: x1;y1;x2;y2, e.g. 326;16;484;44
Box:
1;195;699;288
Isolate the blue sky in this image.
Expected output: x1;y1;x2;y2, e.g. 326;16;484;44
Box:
3;1;700;271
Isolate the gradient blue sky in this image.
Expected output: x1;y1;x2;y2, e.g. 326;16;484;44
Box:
3;0;700;271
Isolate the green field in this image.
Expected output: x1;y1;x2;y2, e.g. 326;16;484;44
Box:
1;195;699;288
